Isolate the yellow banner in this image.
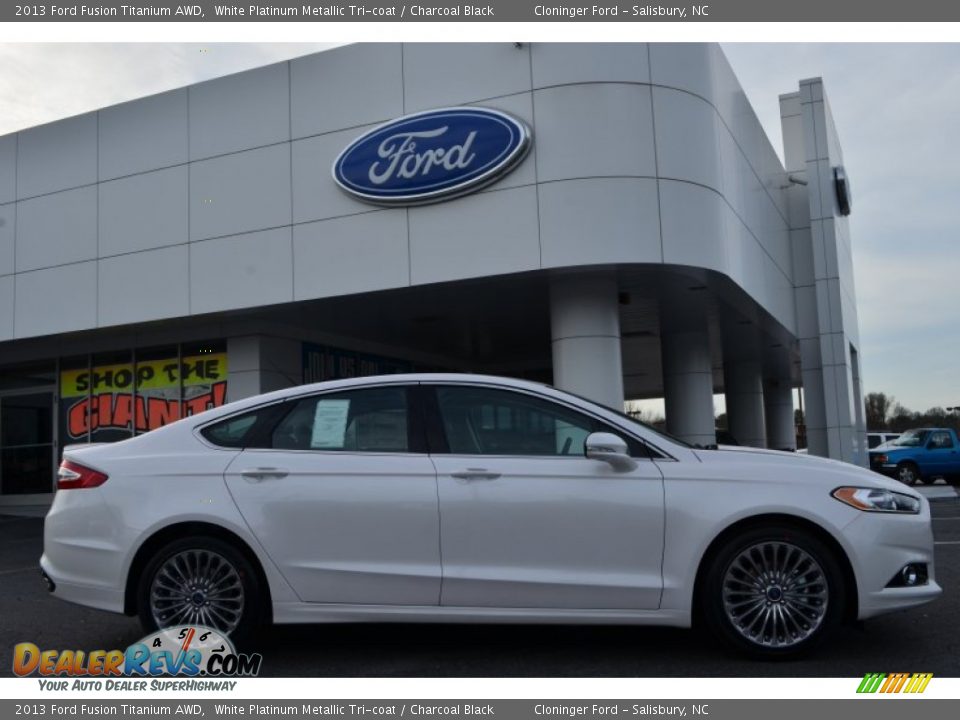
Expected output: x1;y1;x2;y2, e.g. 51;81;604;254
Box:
60;353;228;398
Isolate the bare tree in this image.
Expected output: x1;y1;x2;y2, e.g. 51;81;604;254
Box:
865;392;894;430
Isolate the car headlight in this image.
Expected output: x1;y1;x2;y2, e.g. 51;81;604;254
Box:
832;487;921;514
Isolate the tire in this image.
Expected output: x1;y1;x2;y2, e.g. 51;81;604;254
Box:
700;525;845;658
896;462;921;486
137;535;264;647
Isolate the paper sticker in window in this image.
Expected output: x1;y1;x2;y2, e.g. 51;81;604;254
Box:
311;399;351;449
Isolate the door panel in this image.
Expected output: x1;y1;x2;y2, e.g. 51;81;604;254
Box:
223;386;441;605
428;384;665;610
926;431;957;475
434;455;665;609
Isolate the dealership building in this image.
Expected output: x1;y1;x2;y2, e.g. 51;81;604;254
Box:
0;43;866;503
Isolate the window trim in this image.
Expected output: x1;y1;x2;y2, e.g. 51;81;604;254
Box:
421;382;665;460
197;385;425;454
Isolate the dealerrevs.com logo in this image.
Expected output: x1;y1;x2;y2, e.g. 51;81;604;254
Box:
13;626;262;687
857;672;934;694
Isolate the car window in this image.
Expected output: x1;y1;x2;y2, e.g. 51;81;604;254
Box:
867;434;881;449
200;408;267;448
893;429;930;447
929;431;953;449
433;386;645;457
270;387;409;452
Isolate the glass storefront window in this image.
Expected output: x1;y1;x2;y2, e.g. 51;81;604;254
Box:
134;346;181;436
2;340;230;497
0;363;57;496
85;351;134;443
180;341;228;419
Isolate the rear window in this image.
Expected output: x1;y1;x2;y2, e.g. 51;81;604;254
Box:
200;407;273;448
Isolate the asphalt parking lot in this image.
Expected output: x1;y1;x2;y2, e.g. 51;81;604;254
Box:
2;488;958;678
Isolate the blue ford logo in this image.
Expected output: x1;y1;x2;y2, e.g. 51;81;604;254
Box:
332;107;532;206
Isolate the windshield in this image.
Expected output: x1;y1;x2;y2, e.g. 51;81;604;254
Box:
892;429;930;447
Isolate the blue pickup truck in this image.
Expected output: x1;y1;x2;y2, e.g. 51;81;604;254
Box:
869;427;960;485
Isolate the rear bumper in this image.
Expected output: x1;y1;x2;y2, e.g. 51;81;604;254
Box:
39;554;125;614
41;489;129;615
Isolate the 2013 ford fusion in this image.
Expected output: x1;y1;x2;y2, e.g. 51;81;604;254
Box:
41;374;940;656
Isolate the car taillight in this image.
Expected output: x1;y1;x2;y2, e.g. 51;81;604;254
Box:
874;454;888;464
57;460;108;490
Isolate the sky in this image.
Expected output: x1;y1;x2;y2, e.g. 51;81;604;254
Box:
0;42;957;413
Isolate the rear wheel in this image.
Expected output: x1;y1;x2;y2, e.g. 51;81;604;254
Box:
137;535;263;647
701;525;844;658
896;462;921;486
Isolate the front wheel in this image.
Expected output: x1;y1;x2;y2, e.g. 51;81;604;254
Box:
701;526;845;658
896;462;921;486
137;536;264;646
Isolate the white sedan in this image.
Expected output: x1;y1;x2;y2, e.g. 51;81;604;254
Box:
42;374;940;657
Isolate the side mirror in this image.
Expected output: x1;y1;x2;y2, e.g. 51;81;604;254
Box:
585;432;637;472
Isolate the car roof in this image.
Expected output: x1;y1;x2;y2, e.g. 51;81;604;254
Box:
198;373;579;419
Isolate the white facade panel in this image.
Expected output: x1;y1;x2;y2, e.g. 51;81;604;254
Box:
402;43;532;113
408;186;540;285
17;112;97;199
14;261;97;337
531;43;650;88
292;125;377;225
293;209;409;301
189;144;292;241
0;203;13;277
0;134;15;205
99;166;189;257
291;44;403;140
189;227;293;315
189;61;290;160
539;178;661;268
652;87;723;193
660;180;729;274
98;88;188;180
533;84;656;183
649;43;717;107
16;186;97;273
97;245;189;327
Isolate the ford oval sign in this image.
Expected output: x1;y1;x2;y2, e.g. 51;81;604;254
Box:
332;107;532;206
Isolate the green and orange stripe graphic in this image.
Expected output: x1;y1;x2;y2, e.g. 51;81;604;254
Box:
857;672;933;694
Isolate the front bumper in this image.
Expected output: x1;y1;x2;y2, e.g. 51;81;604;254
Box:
842;501;942;619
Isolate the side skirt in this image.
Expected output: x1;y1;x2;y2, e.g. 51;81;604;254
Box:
272;603;691;627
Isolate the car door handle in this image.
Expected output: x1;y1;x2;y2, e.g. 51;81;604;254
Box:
240;467;289;481
450;469;501;481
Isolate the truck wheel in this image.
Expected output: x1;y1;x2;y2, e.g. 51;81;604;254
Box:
896;462;920;486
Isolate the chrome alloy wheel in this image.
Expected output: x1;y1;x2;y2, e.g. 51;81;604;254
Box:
149;549;245;634
721;541;828;649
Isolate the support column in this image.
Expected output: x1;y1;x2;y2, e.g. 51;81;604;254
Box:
661;327;715;447
724;360;767;448
226;335;302;402
550;273;624;410
764;377;795;451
